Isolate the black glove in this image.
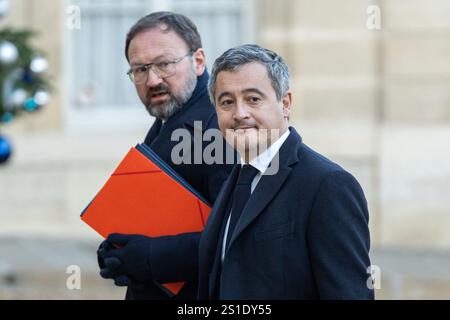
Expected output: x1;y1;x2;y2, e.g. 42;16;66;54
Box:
97;239;128;286
101;233;153;283
97;239;114;270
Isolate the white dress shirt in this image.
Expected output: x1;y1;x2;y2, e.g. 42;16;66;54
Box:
221;129;291;261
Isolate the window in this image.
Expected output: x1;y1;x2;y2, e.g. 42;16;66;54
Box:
172;0;256;67
64;0;255;131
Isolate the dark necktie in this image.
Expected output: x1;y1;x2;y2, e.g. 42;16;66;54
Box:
225;164;259;250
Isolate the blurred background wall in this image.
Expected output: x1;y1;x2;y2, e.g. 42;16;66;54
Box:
0;0;449;299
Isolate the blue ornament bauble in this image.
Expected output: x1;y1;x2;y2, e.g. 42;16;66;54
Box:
1;112;14;123
24;98;38;112
0;135;12;164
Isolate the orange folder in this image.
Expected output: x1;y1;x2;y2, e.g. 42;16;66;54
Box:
81;144;211;296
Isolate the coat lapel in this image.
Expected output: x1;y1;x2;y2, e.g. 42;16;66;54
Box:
227;128;302;250
203;165;239;252
227;166;291;249
205;165;240;298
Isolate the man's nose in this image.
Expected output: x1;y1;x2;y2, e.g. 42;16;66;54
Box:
145;67;163;87
233;102;251;120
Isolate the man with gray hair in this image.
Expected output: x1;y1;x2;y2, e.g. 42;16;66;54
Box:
198;44;374;299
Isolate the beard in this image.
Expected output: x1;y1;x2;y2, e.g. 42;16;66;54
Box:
144;66;197;121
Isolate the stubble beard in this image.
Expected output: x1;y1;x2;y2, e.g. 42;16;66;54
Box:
144;66;197;121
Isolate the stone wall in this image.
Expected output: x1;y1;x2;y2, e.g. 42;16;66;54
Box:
259;0;450;250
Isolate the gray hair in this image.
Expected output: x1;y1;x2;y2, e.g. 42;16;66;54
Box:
208;44;291;103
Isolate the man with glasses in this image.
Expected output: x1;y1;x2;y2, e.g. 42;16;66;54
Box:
96;11;234;300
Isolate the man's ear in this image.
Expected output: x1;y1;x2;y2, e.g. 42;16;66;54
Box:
192;48;206;76
282;91;292;119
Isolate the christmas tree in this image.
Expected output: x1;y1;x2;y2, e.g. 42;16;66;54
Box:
0;0;51;164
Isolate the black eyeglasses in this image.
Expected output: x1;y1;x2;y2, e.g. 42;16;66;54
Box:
127;52;192;84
